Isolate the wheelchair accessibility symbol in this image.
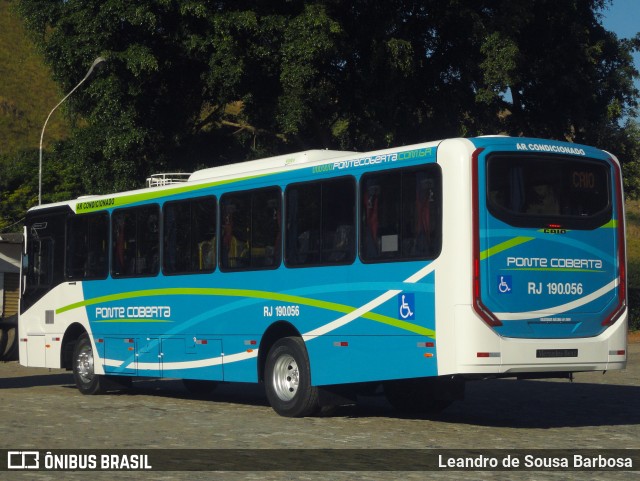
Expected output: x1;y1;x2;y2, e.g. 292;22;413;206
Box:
398;293;415;320
497;275;512;294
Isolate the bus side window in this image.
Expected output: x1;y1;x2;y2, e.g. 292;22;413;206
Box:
220;187;281;271
322;178;355;264
286;183;321;266
362;173;400;259
220;195;249;269
163;196;217;275
407;170;440;258
31;238;53;287
112;210;134;276
65;212;109;280
361;165;441;262
111;205;160;278
251;188;281;268
285;177;355;267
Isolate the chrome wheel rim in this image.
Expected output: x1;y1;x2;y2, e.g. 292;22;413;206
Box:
75;342;95;384
272;354;299;402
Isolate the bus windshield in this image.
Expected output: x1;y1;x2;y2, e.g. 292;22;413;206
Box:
486;154;612;229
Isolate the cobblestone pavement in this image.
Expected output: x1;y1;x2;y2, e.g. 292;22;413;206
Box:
1;342;638;481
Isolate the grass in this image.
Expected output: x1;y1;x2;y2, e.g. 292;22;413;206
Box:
0;0;69;158
626;200;640;331
627;200;640;286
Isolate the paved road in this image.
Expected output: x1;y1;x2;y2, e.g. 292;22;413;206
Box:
1;342;639;481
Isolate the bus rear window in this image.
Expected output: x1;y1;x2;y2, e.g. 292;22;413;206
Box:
486;154;612;229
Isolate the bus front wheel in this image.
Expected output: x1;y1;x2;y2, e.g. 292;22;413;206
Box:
72;333;107;395
265;337;319;417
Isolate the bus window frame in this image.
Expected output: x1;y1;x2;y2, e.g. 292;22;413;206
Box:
162;195;218;276
110;203;161;279
284;175;357;269
485;153;613;230
359;164;443;264
218;186;283;273
65;211;110;281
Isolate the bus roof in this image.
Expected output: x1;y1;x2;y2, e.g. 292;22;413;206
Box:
188;149;355;182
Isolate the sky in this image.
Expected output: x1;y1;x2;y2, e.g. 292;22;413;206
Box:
600;0;640;111
600;0;639;41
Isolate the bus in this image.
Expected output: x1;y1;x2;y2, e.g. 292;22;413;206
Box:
18;136;627;417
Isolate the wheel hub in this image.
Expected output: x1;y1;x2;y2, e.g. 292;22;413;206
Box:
76;345;94;384
272;354;299;401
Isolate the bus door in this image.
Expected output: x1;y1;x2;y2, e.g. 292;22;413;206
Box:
472;141;625;339
20;208;68;366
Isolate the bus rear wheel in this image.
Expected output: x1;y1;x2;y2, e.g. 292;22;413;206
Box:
265;337;319;417
72;333;107;395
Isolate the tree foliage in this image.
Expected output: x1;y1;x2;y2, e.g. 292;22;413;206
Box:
8;0;640;204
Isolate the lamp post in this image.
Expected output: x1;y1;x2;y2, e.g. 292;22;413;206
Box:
38;56;106;205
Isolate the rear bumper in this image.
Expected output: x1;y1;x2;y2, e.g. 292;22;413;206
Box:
448;305;628;376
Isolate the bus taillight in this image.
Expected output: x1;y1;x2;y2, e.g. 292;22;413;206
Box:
602;157;627;327
471;148;502;327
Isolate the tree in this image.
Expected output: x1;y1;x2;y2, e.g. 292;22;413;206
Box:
476;1;640;142
13;0;640;200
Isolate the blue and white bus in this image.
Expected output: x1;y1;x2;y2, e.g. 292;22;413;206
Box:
19;136;627;416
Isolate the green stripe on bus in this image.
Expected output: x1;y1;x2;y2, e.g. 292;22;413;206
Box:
57;288;435;338
480;218;616;261
480;236;535;261
600;219;618;228
75;174;270;213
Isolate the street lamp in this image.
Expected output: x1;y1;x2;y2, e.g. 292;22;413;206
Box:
38;56;106;205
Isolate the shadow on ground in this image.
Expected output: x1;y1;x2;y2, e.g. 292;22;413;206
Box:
2;365;638;429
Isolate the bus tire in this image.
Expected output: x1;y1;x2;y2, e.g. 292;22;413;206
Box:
72;333;107;395
265;337;319;417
